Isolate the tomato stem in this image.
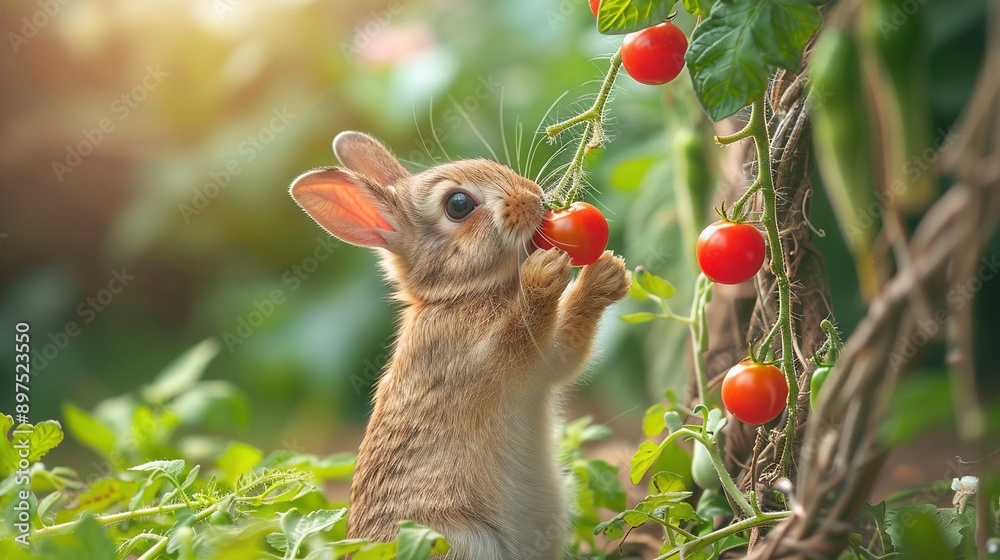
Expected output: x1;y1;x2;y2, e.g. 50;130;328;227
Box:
689;274;713;407
544;47;623;208
665;426;755;517
729;178;762;221
714;124;754;146
744;98;799;474
820;319;842;364
755;320;781;364
653;509;791;560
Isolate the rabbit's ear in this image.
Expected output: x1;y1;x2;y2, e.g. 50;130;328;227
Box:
290;167;396;248
333;131;409;187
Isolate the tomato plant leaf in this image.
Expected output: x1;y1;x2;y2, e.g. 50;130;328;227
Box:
396;520;450;559
130;459;186;478
64;478;136;516
685;0;821;121
216;441;263;488
597;0;679;35
664;411;684;433
278;508;347;559
628;276;650;301
0;414;18;478
650;471;687;494
141;339;220;404
36;491;63;520
62;402;117;461
630;440;664;484
885;505;963;559
704;407;726;435
621;312;658;323
595;513;627;538
578;459;627;511
36;513;117;560
682;0;715;18
635;268;676;300
642;403;668;436
696;488;733;518
350;541;398;559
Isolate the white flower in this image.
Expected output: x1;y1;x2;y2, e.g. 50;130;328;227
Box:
951;475;979;493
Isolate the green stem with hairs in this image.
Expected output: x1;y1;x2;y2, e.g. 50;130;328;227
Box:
652;510;791;560
544;47;623;208
690;274;713;407
716;98;799;474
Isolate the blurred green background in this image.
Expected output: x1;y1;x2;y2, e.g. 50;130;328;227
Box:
0;0;994;481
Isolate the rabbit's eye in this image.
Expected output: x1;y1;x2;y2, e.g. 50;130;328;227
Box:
445;191;477;221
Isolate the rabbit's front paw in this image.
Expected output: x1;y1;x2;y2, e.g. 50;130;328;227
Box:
577;251;630;304
522;248;572;300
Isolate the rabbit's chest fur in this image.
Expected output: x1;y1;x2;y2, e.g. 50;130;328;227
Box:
348;297;567;560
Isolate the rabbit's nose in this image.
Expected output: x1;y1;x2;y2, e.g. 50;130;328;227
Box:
502;188;543;233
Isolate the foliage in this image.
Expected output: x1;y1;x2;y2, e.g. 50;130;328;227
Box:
1;344;635;559
2;0;997;558
0;341;447;559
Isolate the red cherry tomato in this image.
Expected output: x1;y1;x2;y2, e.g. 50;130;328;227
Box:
621;22;688;86
589;0;600;17
721;362;788;425
532;202;609;266
696;221;766;285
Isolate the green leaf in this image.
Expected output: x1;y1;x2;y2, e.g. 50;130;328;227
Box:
396;520;450;559
27;420;64;462
560;416;612;458
622;508;659;528
170;381;250;429
580;423;613;442
62;403;116;460
683;0;715;18
142;339;220;404
642;403;669;437
279;508;347;559
621;312;658;323
885;505;962;559
267;451;356;481
664;411;684;433
635;492;692;513
650;471;687;494
65;478;136;516
595;515;626;539
597;0;679;35
685;0;822;121
332;539;394;559
36;490;62;520
266;533;288;553
217;441;263;488
578;459;627;511
628;276;650;301
696;488;732;518
705;407;726;435
69;513;116;557
630;440;664;484
635;268;677;300
0;414;18;478
37;513;116;560
667;500;699;524
129;459;186;479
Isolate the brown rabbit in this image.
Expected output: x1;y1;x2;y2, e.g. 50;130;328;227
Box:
289;131;629;559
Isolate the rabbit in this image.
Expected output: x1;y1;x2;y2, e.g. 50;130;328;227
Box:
289;131;630;559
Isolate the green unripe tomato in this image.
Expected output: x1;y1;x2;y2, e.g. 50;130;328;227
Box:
691;441;721;491
809;365;832;409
